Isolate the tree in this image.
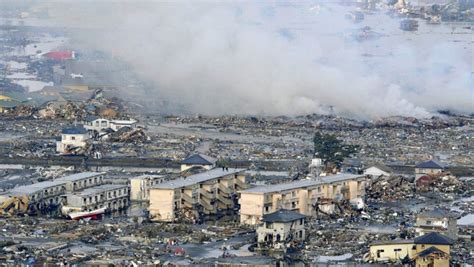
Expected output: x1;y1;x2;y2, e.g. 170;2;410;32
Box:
313;131;358;166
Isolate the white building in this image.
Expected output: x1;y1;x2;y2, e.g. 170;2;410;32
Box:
83;116;137;133
61;184;129;214
129;175;166;202
56;126;89;154
257;209;306;249
415;209;457;240
364;165;393;177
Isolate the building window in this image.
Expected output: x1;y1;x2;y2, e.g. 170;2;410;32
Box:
394;248;402;252
300;219;303;225
71;136;76;140
291;191;296;197
426;220;432;225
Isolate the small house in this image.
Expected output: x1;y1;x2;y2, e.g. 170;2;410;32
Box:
257;209;306;249
364;164;393;177
180;154;217;172
56;126;89;154
415;160;445;179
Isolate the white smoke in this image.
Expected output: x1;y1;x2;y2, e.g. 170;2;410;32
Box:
43;1;473;119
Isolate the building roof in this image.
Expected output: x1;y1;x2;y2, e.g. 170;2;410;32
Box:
69;184;128;197
10;180;66;196
261;209;306;223
371;239;414;246
84;115;99;122
418;208;455;219
241;174;364;194
365;164;393;174
111;119;137;124
56;172;104;182
0;99;22;108
414;232;454;245
181;154;217;165
416;246;448;258
152;168;245;190
416;160;445;169
130;174;164;180
61;126;88;134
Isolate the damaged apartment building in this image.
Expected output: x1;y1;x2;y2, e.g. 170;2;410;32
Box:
239;174;366;225
148;168;247;222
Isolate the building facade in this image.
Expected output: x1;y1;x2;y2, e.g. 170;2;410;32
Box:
368;232;453;266
61;184;129;214
130;175;166;201
257;209;306;249
56;127;89;154
56;172;105;192
149;168;246;222
415;209;457;240
240;174;366;225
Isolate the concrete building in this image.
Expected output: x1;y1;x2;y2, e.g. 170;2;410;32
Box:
61;184;129;214
415;209;457;240
56;126;89;154
109;119;137;131
129;175;166;202
240;174;366;225
148;168;247;222
9;181;67;209
415;160;445;180
368;232;453;266
56;172;105;192
257;209;306;249
180;154;217;172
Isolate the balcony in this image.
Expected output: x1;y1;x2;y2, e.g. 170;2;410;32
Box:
200;189;216;200
218;183;232;195
181;192;195;205
234;178;247;189
217;195;233;206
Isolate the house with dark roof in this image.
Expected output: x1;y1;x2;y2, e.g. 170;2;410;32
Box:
415;208;458;240
257;209;306;249
56;125;90;154
368;232;453;266
180;154;217;172
415;160;445;179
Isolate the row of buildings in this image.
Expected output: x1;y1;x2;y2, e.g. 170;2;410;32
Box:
3;172;129;217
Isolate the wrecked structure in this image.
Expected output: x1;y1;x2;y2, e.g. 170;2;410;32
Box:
148;168;247;222
56;126;90;154
415;208;458;240
240;174;366;225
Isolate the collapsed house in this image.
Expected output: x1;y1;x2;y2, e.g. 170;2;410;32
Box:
239;174;366;225
83;115;137;133
148;168;247;222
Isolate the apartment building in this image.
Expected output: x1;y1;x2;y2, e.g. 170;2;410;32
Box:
149;168;247;222
130;175;166;201
240;174;366;225
56;172;105;192
9;180;67;209
61;184;129;214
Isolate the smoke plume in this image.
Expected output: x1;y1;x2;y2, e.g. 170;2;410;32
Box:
43;1;473;119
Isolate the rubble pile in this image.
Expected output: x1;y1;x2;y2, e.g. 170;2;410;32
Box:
366;175;415;201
